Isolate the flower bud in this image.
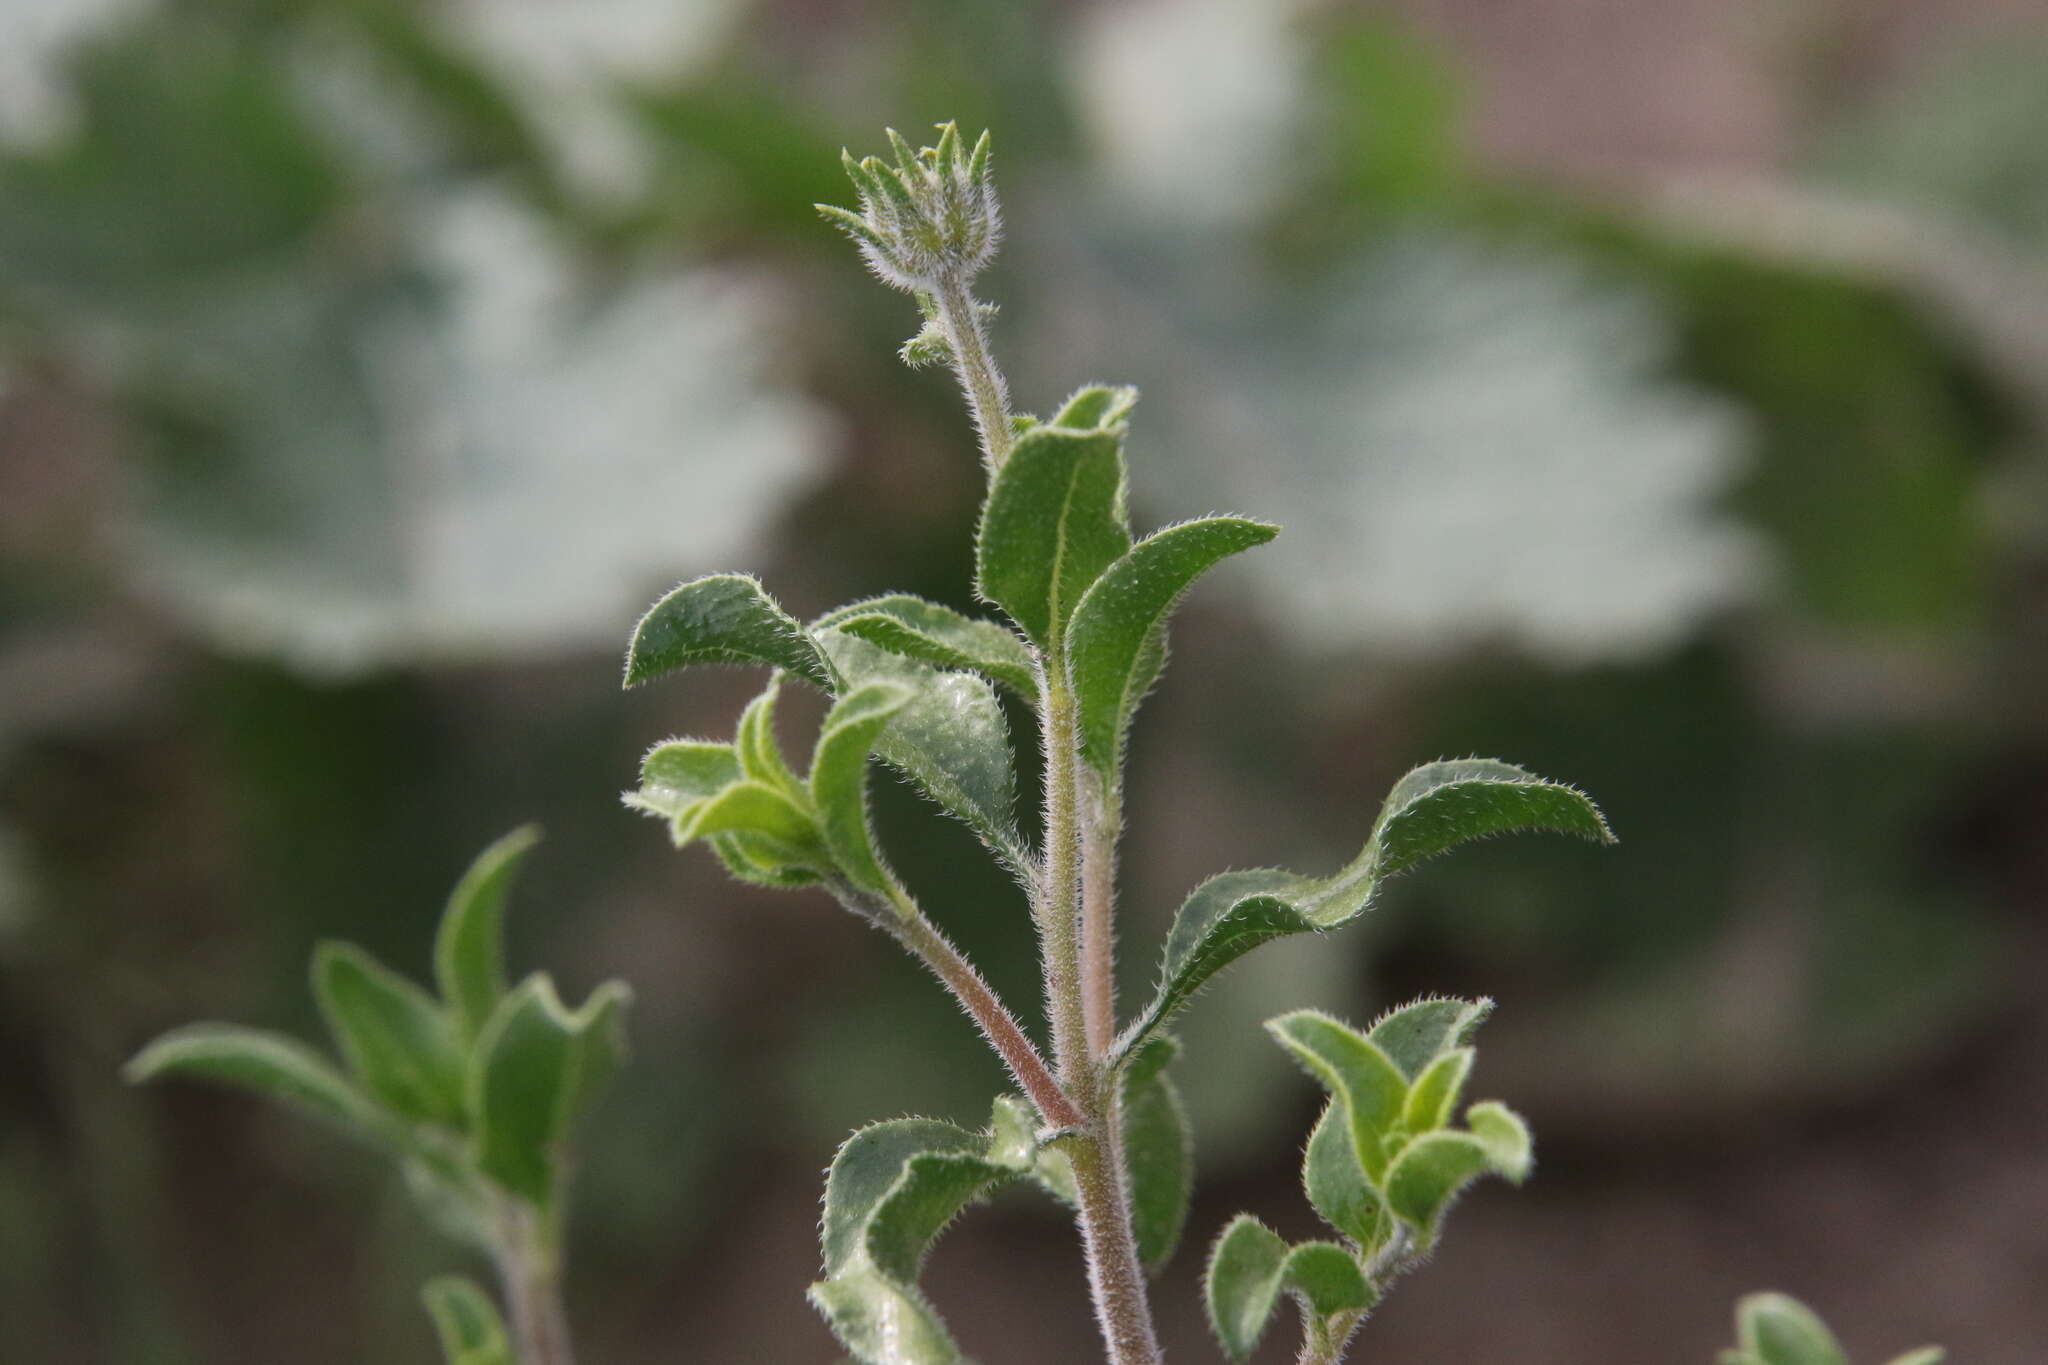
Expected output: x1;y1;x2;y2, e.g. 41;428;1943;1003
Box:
816;123;1001;292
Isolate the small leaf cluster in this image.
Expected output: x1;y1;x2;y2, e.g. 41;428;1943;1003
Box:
126;828;629;1362
1723;1293;1945;1365
817;122;1000;293
1204;999;1530;1362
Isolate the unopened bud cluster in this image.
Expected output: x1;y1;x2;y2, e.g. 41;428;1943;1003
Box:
818;123;1000;292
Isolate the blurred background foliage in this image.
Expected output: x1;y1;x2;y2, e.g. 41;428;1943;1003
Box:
1;1;2043;1362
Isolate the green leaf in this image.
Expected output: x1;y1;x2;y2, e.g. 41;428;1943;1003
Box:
1116;761;1606;1061
1205;1218;1375;1362
124;1023;379;1138
676;781;824;865
421;1276;512;1365
1204;1214;1290;1361
815;629;1030;874
1301;1100;1385;1249
815;596;1038;697
1881;1350;1946;1365
810;1115;1020;1365
1464;1101;1533;1182
1369;758;1613;879
1736;1293;1850;1365
1067;516;1277;776
1400;1048;1473;1132
974;425;1131;648
434;826;542;1047
1120;1037;1193;1274
987;1094;1078;1206
623;574;836;690
1366;996;1493;1080
809;683;914;896
1050;384;1140;432
734;676;807;795
1382;1103;1529;1247
1266;1011;1409;1182
625;740;742;821
313;943;467;1128
468;975;632;1206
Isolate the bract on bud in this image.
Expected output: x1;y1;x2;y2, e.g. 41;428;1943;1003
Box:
816;123;1001;292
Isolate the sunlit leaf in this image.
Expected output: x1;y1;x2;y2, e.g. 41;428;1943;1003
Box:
815;595;1038;698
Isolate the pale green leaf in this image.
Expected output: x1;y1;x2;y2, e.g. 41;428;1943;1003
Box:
1120;1036;1193;1274
1367;996;1493;1080
1369;758;1613;879
815;629;1029;875
814;596;1038;697
734;676;806;795
1266;1011;1408;1181
974;425;1131;648
1400;1048;1473;1132
1382;1130;1488;1242
313;942;467;1128
1736;1293;1849;1365
1301;1100;1385;1249
1464;1101;1533;1184
675;781;823;866
434;825;542;1047
1067;516;1277;776
467;975;631;1207
1881;1350;1946;1365
124;1023;378;1138
625;740;741;821
1280;1241;1375;1319
1050;383;1139;431
421;1276;512;1365
623;573;835;690
1204;1214;1289;1361
809;683;914;896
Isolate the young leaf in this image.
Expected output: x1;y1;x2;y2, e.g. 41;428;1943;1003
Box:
814;595;1038;697
125;1023;379;1138
625;740;742;821
810;1116;1020;1365
1280;1241;1376;1319
1050;383;1139;431
1120;1036;1193;1274
1464;1101;1533;1183
623;573;836;690
676;781;823;864
1367;996;1493;1081
1368;757;1613;879
815;629;1030;875
434;825;542;1047
1401;1047;1474;1132
1735;1293;1850;1365
421;1276;512;1365
1301;1100;1385;1249
1383;1103;1530;1247
1204;1214;1290;1361
1066;516;1277;776
468;975;632;1207
734;677;807;796
1116;760;1606;1062
1881;1351;1946;1365
1266;1011;1409;1182
809;683;913;897
974;425;1131;649
313;943;467;1128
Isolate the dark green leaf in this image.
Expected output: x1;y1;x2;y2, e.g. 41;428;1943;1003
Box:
810;1115;1020;1365
1366;996;1493;1080
1301;1100;1386;1249
816;629;1029;874
1267;1012;1409;1181
1735;1293;1850;1365
468;975;631;1206
815;596;1038;697
435;826;542;1047
421;1276;512;1365
1120;1037;1193;1274
1369;758;1613;879
125;1023;378;1138
623;574;836;690
810;683;914;896
1204;1214;1289;1361
974;426;1131;648
313;943;467;1128
1067;516;1277;776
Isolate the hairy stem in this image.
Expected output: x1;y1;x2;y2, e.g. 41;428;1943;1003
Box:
1069;1115;1165;1365
933;271;1013;468
1078;778;1120;1059
891;909;1081;1130
497;1202;575;1365
1295;1308;1366;1365
1037;674;1091;1091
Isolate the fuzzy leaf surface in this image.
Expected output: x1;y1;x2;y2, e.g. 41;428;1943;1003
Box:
1367;996;1493;1080
1401;1048;1474;1132
1120;1036;1194;1274
434;825;541;1047
816;629;1029;873
1051;383;1139;431
1302;1100;1384;1248
1117;760;1605;1060
626;740;742;821
623;573;835;690
974;425;1130;648
1267;1011;1409;1181
809;683;913;896
468;975;631;1206
1205;1217;1375;1362
313;943;467;1128
422;1276;512;1365
1383;1102;1531;1247
1067;515;1277;776
816;595;1038;697
125;1024;378;1138
811;1114;1021;1365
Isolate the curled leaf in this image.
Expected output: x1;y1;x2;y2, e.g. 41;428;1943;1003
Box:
624;573;835;690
